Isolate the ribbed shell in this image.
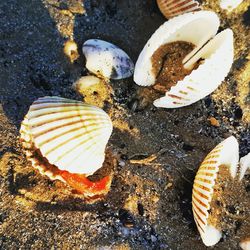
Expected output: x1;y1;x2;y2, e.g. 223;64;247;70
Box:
192;136;239;246
157;0;201;19
82;39;134;80
134;11;234;108
20;96;113;175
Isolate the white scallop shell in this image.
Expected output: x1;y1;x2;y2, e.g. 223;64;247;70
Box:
220;0;243;11
134;11;234;108
82;39;134;80
157;0;202;19
192;136;239;246
20;96;113;175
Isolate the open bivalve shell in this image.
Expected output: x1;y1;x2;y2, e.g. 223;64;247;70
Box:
82;39;134;80
20;96;113;197
134;11;234;108
157;0;202;19
192;136;250;246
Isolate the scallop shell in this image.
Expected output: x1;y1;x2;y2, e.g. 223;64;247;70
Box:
192;136;239;246
134;11;234;108
82;39;134;80
157;0;202;19
220;0;243;11
20;96;113;176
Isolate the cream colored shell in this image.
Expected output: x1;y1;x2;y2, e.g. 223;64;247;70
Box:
157;0;201;19
133;11;234;108
220;0;243;11
192;136;250;246
20;96;113;175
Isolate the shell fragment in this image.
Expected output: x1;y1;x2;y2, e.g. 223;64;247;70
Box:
220;0;244;11
157;0;202;19
82;39;134;80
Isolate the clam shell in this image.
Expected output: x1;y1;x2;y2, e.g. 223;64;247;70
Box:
240;238;250;250
82;39;134;80
20;96;113;175
134;11;234;108
192;136;239;246
157;0;201;19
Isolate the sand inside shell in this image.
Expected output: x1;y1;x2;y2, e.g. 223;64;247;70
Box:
151;41;196;93
208;165;250;237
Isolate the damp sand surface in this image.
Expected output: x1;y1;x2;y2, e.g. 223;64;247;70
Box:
0;0;250;249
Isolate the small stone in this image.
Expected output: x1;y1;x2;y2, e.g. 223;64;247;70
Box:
165;183;173;189
208;117;220;127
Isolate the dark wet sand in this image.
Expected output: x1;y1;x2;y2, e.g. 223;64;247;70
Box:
0;0;249;249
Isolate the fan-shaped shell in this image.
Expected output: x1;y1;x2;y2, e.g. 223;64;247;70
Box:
82;39;134;80
134;11;234;108
20;96;113;175
192;136;239;246
157;0;201;19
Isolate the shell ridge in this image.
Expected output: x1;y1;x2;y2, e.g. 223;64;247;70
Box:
192;136;239;246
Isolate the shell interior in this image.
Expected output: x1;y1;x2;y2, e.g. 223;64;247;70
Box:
133;11;234;108
82;39;134;80
157;0;202;19
192;136;240;246
20;96;113;175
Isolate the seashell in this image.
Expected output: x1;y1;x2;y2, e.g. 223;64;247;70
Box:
157;0;202;19
20;96;113;197
239;152;250;181
73;75;103;91
82;39;134;80
240;238;250;250
192;136;241;246
72;75;112;108
64;40;79;63
220;0;244;12
134;11;234;108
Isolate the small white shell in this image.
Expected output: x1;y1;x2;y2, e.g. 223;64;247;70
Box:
220;0;244;11
239;152;250;181
240;238;250;250
82;39;134;80
20;96;113;175
192;136;239;246
73;75;102;91
157;0;201;19
134;11;234;108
